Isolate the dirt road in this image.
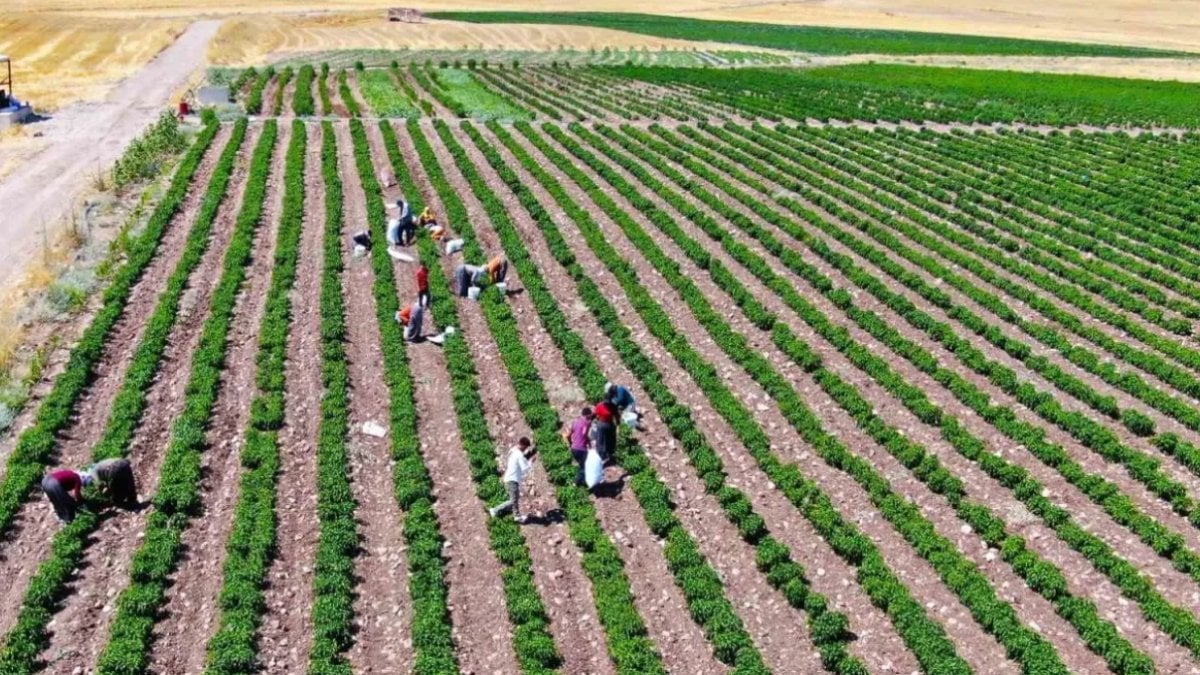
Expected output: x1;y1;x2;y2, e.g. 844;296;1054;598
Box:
0;19;220;295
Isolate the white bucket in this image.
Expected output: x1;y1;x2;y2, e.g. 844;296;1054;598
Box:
467;286;481;301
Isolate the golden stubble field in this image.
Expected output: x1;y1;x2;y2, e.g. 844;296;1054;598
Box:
3;0;1200;112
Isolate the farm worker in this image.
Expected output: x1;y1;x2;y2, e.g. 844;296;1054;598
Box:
590;401;617;464
563;407;594;486
418;206;438;227
396;302;425;342
387;197;416;246
416;264;431;308
41;468;92;524
486;256;509;284
454;264;483;297
430;225;448;243
87;458;138;509
604;382;644;430
489;438;537;523
351;230;372;257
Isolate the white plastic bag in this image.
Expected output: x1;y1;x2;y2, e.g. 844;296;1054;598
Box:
446;238;465;255
467;286;481;301
584;450;604;489
621;410;639;429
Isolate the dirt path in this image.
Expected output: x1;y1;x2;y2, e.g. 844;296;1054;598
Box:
0;19;222;297
146;122;290;675
256;121;323;674
332;122;414;675
0;126;232;635
36;124;262;672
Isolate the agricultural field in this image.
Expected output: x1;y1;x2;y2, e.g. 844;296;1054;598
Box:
2;55;1200;675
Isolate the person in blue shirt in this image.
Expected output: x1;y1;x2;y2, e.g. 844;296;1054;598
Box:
604;382;645;431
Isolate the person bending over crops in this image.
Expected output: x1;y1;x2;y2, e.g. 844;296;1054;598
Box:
486;256;508;284
396;302;425;342
88;458;139;508
604;382;645;431
41;468;92;524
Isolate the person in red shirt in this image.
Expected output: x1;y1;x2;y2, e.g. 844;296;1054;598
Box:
416;264;430;308
41;468;92;524
591;400;617;463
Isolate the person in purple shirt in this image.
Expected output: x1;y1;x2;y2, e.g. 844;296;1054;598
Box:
564;407;594;486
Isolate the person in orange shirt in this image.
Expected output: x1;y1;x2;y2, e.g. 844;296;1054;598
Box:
396;301;425;342
486;256;508;284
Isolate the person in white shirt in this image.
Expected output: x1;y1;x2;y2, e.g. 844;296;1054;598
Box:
489;437;536;523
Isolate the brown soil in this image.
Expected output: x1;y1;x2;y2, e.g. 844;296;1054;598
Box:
674;123;1200;668
0;125;233;636
146;122;292;675
363;121;522;674
36;124;264;672
435;122;728;674
520;123;1020;674
260;75;280;118
332;122;414;675
478;123;830;673
402;120;614;675
256;121;324;673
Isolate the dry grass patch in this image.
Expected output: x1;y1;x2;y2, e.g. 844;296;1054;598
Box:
0;13;186;110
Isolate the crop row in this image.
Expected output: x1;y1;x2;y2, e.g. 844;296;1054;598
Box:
815;127;1200;380
957;131;1200;268
389;119;562;672
844;127;1200;389
491;118;965;673
467;119;787;673
479;119;877;673
245;67;275;115
95;120;280;674
0;112;222;541
537;120;1072;673
707;123;1200;530
885;132;1200;319
387;64;434;116
474;70;564;120
815;129;1200;446
337;71;359;117
272;67;295;116
204;120;306;673
579;121;1164;671
0;113;231;673
293;65;315;117
318;64;333;116
306;121;356;674
345;119;459;672
623;121;1200;656
433;118;671;674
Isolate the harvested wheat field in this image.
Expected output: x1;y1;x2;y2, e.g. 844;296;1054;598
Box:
1;57;1200;675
